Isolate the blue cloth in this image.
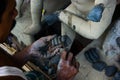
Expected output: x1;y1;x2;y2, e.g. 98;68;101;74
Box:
43;13;59;26
87;3;105;22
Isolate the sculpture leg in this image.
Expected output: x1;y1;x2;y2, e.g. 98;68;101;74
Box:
24;0;43;35
16;0;24;18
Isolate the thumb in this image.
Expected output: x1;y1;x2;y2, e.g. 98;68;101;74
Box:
40;35;57;42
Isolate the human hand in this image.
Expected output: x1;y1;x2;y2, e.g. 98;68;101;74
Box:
44;35;72;57
28;35;71;59
57;50;79;80
28;35;59;58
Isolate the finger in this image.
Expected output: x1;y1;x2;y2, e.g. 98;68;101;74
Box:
50;45;62;51
53;37;58;46
45;35;57;41
51;36;61;46
61;50;67;60
51;38;55;46
74;62;80;71
58;36;61;44
61;35;65;42
67;52;73;63
49;48;60;57
39;35;56;43
48;44;62;54
70;63;79;76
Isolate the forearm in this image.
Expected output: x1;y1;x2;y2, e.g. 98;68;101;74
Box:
13;46;31;67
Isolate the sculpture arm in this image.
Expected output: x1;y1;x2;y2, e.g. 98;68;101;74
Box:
94;0;115;6
59;0;117;39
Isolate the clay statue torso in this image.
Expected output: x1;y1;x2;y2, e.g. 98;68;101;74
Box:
71;0;95;14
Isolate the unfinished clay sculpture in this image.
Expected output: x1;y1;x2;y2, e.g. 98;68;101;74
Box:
103;19;120;59
92;61;107;71
105;66;118;77
84;48;100;63
16;0;71;35
112;71;120;80
59;0;117;39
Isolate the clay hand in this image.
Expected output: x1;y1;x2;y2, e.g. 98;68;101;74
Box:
28;35;59;58
57;51;79;80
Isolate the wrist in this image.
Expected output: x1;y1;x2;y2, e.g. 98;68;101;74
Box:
13;46;32;66
25;45;33;58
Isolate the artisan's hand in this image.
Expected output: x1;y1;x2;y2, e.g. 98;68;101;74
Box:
57;51;79;80
13;35;63;67
28;35;58;58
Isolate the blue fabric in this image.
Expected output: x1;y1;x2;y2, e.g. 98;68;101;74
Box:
87;4;104;22
43;13;59;26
